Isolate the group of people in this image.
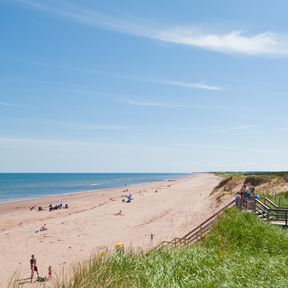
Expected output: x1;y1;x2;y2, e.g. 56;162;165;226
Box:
30;255;52;283
30;200;69;212
121;193;134;203
48;202;69;211
235;184;259;209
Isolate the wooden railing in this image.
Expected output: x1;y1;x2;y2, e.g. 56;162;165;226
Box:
162;199;235;247
256;198;288;226
263;197;278;209
161;197;288;250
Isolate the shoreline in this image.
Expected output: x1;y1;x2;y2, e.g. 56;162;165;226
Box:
0;173;230;287
0;175;193;217
0;173;192;205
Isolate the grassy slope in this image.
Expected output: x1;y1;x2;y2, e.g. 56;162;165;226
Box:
58;209;288;288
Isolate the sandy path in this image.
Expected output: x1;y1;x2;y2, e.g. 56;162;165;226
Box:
0;173;231;287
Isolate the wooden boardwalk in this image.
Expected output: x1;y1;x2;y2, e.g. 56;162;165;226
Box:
162;196;288;248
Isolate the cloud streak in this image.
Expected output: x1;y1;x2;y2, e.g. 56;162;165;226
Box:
0;102;15;107
33;120;130;130
150;80;222;91
124;100;191;108
121;100;227;110
17;59;222;91
16;0;288;56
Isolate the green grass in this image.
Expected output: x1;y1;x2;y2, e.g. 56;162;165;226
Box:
263;191;288;207
56;209;288;288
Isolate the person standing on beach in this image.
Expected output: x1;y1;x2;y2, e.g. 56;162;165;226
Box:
30;255;39;282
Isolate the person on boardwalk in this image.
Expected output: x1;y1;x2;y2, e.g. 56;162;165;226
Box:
235;193;242;209
30;255;39;282
240;184;247;209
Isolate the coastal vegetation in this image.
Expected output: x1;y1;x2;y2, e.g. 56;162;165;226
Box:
213;172;288;201
52;209;288;288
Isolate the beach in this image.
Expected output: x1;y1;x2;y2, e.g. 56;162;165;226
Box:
0;173;231;287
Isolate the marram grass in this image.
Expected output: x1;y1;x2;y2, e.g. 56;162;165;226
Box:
55;209;288;287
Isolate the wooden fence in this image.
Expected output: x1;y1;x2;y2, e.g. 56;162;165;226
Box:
162;199;235;247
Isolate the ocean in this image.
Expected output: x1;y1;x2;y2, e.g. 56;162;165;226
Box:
0;173;190;203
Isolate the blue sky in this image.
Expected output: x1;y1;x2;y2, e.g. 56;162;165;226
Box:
1;0;288;172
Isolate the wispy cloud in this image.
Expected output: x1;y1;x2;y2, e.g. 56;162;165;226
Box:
214;125;258;133
29;120;129;130
156;29;288;56
65;123;128;130
15;60;222;91
119;99;234;110
0;102;15;107
156;80;222;91
15;0;288;56
124;100;191;108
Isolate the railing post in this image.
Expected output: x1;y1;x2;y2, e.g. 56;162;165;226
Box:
267;210;270;221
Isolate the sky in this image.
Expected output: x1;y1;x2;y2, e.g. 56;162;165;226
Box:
1;0;288;172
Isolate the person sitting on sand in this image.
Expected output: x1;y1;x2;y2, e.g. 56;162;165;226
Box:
30;255;39;282
40;224;47;231
126;194;133;203
114;210;125;216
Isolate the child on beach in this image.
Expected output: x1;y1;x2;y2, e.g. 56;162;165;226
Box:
40;224;47;231
47;266;52;281
114;210;125;216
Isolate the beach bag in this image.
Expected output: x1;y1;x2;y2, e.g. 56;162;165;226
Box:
37;276;46;282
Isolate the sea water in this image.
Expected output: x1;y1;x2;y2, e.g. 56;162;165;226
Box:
0;173;190;203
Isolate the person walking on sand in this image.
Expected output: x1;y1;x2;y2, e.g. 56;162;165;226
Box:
30;255;39;282
47;266;52;281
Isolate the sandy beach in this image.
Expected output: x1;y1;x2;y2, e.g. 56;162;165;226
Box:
0;173;231;287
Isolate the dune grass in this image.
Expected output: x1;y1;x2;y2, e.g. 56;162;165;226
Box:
264;191;288;207
56;209;288;288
